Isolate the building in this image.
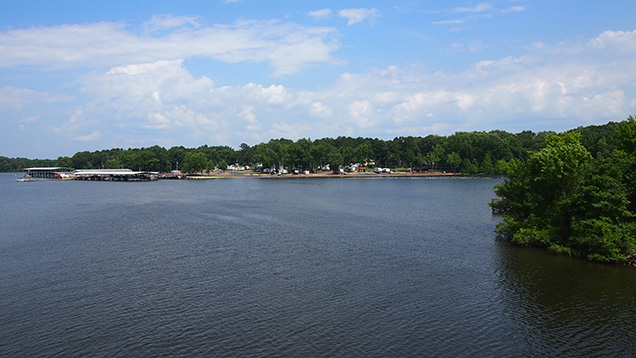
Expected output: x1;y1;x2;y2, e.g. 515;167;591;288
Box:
72;169;158;181
23;167;74;179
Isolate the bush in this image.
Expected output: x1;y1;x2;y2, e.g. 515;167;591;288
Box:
492;125;636;264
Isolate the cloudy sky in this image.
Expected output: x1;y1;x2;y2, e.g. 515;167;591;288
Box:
1;0;636;158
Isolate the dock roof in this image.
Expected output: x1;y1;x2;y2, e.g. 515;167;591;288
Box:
24;167;73;171
73;169;156;176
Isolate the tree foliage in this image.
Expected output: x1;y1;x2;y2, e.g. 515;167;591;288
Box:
0;121;626;177
0;156;56;172
491;119;636;263
182;152;208;173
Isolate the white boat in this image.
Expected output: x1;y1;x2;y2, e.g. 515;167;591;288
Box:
16;175;33;182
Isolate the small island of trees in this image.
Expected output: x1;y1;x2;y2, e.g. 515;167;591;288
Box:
491;116;636;265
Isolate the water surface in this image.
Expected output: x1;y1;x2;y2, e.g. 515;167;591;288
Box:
1;174;634;357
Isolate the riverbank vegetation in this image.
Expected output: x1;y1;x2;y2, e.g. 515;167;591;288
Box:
0;157;56;173
3;118;635;264
491;117;636;265
0;121;623;174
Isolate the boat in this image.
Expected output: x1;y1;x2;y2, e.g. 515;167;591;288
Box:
16;175;33;182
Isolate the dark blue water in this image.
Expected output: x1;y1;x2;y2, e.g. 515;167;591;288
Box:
1;173;635;357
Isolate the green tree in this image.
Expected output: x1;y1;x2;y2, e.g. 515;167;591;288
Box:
254;143;274;168
237;142;254;165
310;144;329;169
479;153;495;174
461;158;478;174
218;159;228;171
56;156;73;168
104;157;123;169
414;155;426;172
354;143;372;164
404;149;416;169
119;150;144;170
326;145;344;168
72;151;94;169
167;146;186;171
492;132;592;239
386;152;401;168
293;138;313;169
495;159;508;174
432;144;446;169
182;152;208;173
205;160;215;174
267;140;287;168
446;152;461;173
491;131;636;262
614;116;636;211
423;151;439;171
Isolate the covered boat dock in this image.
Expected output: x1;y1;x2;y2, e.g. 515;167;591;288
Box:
23;167;74;179
72;169;158;181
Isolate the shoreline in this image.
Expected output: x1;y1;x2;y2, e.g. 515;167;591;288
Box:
183;172;495;180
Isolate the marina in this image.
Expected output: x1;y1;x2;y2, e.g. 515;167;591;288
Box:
22;167;73;179
18;168;158;181
17;166;464;182
72;169;158;181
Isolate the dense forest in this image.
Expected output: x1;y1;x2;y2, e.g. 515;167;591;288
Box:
0;157;57;173
0;121;621;174
491;117;636;265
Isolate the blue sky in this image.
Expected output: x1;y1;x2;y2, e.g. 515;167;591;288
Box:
1;1;636;158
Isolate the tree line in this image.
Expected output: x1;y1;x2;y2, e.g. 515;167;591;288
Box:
491;117;636;264
0;121;621;174
0;157;57;173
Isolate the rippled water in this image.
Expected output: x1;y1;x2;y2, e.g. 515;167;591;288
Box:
1;174;635;357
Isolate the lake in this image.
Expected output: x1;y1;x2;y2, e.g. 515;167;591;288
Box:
1;173;634;357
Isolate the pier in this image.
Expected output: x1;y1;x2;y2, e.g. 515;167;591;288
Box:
23;167;73;179
72;169;158;181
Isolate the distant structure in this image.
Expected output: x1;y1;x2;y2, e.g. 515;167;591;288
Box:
23;167;73;179
21;167;158;181
72;169;158;181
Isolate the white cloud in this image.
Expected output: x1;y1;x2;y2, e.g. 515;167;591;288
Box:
589;29;636;54
271;121;312;139
0;86;72;111
313;30;636;134
338;8;380;26
307;9;332;20
448;40;486;54
310;101;332;117
17;115;40;130
435;2;525;28
348;100;376;128
502;6;526;13
55;106;94;137
38;28;636;149
74;130;101;141
146;113;171;130
239;105;260;132
66;59;305;145
17;115;39;124
243;83;290;104
142;14;201;33
432;19;465;26
0;18;340;76
454;2;493;13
